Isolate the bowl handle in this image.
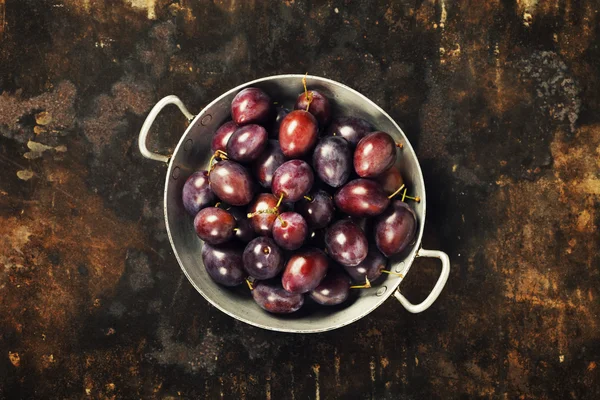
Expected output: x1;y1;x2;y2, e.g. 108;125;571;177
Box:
394;248;450;313
138;95;195;163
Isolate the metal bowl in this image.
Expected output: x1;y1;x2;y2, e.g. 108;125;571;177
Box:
138;74;450;333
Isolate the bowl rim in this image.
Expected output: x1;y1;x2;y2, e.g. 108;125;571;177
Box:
163;74;426;333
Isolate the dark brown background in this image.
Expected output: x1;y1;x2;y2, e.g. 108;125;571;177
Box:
1;0;599;399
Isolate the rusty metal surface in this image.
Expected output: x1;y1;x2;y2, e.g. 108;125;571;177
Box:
0;0;598;398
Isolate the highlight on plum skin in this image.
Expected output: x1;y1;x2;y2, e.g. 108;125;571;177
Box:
182;170;215;216
282;248;329;294
353;131;397;178
231;87;272;126
272;211;308;251
202;243;246;287
251;280;305;314
271;160;314;203
243;236;284;280
211;121;238;153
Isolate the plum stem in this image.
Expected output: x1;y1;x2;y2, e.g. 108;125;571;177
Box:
245;279;254;290
381;270;404;278
402;188;421;203
208;150;229;174
396;142;404;149
277;214;286;226
276;193;284;208
387;184;406;199
247;196;283;218
247;193;284;219
247;208;279;218
350;276;371;289
302;73;313;111
233;228;239;233
303;195;313;202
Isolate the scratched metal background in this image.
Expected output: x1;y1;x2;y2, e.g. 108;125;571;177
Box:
1;0;599;399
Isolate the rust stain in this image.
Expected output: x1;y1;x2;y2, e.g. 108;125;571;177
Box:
507;350;529;393
213;0;239;13
40;354;56;369
312;364;320;400
3;225;32;254
0;160;147;374
481;124;600;392
8;351;20;367
334;348;341;387
380;356;389;369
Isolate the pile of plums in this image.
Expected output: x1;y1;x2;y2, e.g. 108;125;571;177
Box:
182;80;419;314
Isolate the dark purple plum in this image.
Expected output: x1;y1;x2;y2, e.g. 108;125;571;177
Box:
271;160;314;202
374;200;417;257
253;140;285;188
252;280;304;314
343;244;387;282
325;220;368;267
182;170;215;216
210;160;255;206
376;165;404;196
202;243;246;286
228;207;255;243
247;193;279;236
226;124;268;163
282;248;329;294
309;271;351;305
270;106;290;138
231;87;272;126
354;131;397;178
211;121;238;153
334;178;390;217
272;212;308;250
312;136;352;188
194;207;235;244
296;190;334;230
294;90;331;127
279;110;318;158
243;237;284;279
325;117;372;147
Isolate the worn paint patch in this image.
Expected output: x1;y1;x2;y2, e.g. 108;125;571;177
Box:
83;79;154;153
23;140;66;159
149;320;223;373
0;81;77;142
517;51;581;132
16;170;34;181
127;0;156;19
